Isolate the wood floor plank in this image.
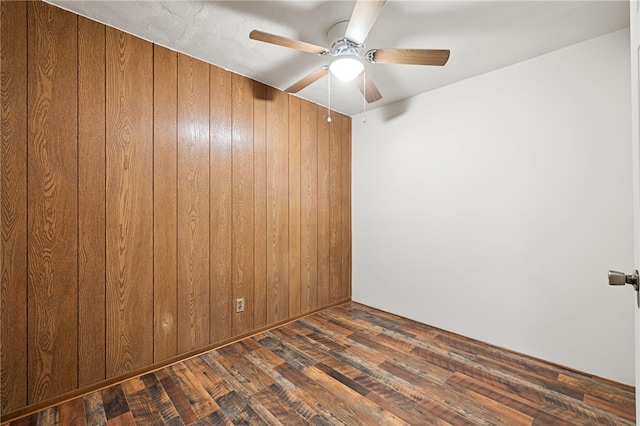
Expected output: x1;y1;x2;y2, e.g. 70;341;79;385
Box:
543;394;635;425
106;411;135;426
83;391;108;425
582;393;635;421
122;387;165;425
138;373;183;424
532;410;577;426
35;408;57;425
558;372;635;414
168;361;220;419
57;397;86;426
446;372;542;418
433;326;571;382
155;367;199;424
241;349;324;421
215;345;276;393
446;378;534;425
303;364;409;425
10;413;38;426
185;355;234;403
472;354;583;400
270;328;338;366
275;361;381;425
418;397;489;426
348;331;453;385
213;390;259;424
100;384;130;421
251;388;310;426
9;302;635;426
256;333;316;371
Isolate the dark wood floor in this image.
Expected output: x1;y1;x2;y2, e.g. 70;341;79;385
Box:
7;302;635;425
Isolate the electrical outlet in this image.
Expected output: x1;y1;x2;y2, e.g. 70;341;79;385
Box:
235;298;244;313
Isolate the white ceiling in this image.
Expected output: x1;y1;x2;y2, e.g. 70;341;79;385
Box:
48;0;629;116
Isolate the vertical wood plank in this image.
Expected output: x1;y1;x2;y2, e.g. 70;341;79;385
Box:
300;100;318;314
288;95;301;317
209;65;233;344
266;87;289;324
317;108;331;308
0;3;354;411
341;115;351;300
0;0;28;413
27;1;78;403
177;53;210;353
153;45;178;362
253;82;267;328
329;113;342;304
232;74;254;335
78;15;106;387
105;28;154;377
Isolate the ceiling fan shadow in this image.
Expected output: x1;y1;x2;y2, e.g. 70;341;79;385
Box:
381;97;412;122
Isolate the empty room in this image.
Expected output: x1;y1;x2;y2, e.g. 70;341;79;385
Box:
1;0;639;424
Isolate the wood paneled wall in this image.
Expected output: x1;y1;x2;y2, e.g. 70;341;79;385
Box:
0;1;351;417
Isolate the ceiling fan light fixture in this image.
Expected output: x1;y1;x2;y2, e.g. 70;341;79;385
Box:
329;57;364;81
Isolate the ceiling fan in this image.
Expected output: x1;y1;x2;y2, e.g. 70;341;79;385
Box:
249;0;450;103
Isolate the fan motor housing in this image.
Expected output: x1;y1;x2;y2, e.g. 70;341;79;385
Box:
327;20;364;57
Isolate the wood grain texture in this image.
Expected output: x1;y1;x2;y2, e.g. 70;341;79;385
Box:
209;65;233;344
249;30;328;56
1;5;353;415
341;115;352;300
253;82;268;329
328;114;343;304
58;396;86;425
317;108;331;308
288;95;301;317
77;15;106;388
1;0;28;413
231;74;254;335
285;67;329;94
27;1;79;403
105;28;154;377
300;99;318;314
153;44;178;362
266;87;289;325
177;53;210;353
14;302;634;425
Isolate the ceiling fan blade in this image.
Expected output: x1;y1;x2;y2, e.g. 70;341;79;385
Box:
366;48;450;66
355;72;382;103
250;30;329;55
345;0;387;45
286;67;329;93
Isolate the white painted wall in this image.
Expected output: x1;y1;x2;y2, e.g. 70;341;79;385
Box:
352;29;635;385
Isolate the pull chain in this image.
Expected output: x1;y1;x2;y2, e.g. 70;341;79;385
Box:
362;69;367;124
327;69;332;123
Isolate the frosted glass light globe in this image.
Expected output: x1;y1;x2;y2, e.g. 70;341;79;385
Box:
329;57;364;81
